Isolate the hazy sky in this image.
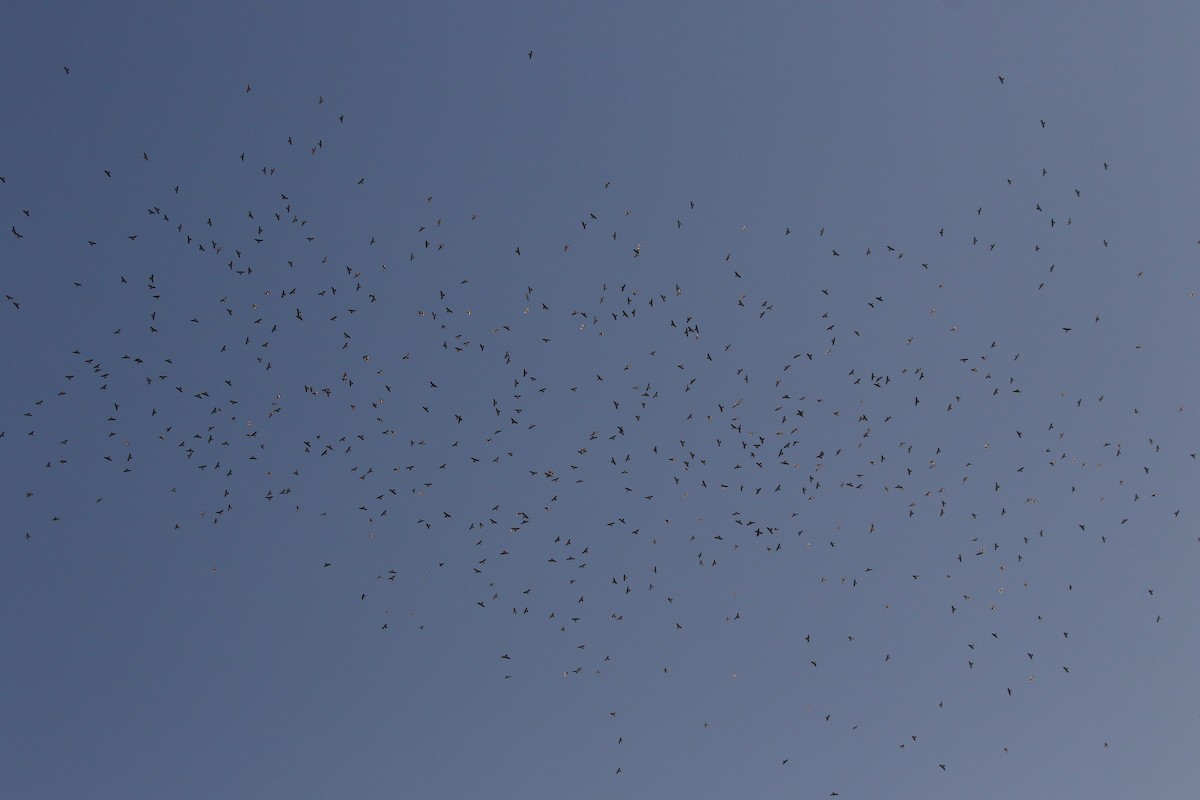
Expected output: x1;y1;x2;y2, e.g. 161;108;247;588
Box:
2;3;1198;798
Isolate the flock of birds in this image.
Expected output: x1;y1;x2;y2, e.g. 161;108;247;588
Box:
3;64;1194;793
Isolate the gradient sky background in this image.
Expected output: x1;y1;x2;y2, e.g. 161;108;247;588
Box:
2;3;1198;798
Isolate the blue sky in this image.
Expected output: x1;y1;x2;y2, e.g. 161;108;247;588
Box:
2;3;1197;798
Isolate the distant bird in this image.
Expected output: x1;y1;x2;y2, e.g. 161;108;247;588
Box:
0;72;1181;791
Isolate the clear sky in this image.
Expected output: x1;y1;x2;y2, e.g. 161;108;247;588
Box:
2;3;1197;798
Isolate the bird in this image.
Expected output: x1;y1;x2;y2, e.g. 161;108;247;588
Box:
1;64;1184;799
